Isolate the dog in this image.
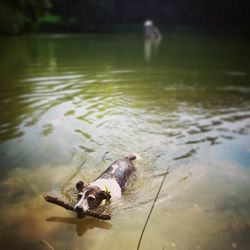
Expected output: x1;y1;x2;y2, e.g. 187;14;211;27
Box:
74;154;138;217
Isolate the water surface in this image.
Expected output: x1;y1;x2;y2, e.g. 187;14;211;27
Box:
0;34;250;250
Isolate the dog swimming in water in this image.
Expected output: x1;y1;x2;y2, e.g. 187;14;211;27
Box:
74;154;139;217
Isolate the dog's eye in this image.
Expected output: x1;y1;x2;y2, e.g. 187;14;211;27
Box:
87;195;96;202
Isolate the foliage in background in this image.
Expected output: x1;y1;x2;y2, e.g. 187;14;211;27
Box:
0;0;249;35
51;0;116;32
0;0;48;34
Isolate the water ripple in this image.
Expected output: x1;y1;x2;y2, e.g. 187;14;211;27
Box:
0;61;250;173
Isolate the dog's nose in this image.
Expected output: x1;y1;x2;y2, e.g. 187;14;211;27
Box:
75;205;86;218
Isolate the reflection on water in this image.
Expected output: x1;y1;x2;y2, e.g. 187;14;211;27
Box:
0;34;250;249
144;36;161;62
47;216;112;236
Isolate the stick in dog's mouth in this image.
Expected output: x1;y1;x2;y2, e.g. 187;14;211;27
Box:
44;194;111;220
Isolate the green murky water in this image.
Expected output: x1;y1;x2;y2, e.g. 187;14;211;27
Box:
0;34;250;250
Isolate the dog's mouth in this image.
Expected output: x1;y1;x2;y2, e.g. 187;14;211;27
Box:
75;200;91;217
74;185;110;218
74;192;99;217
75;205;87;218
74;192;90;216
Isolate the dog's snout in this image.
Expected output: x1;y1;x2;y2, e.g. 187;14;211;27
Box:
75;205;86;218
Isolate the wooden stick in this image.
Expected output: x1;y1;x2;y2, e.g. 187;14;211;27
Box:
44;194;75;211
86;209;111;220
44;194;111;220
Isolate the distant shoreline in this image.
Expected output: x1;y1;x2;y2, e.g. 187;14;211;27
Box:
1;25;250;37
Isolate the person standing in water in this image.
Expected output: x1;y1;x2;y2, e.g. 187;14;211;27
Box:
144;20;161;41
144;20;162;61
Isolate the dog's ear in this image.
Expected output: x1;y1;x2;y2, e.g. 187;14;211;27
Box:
98;190;111;201
76;181;85;192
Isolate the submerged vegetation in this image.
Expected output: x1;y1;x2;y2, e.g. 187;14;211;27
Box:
0;0;250;35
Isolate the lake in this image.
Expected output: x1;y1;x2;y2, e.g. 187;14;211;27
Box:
0;33;250;250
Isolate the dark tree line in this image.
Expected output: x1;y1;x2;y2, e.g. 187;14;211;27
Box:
0;0;50;34
0;0;250;35
51;0;250;31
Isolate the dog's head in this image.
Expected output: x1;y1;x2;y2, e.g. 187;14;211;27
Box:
74;181;111;217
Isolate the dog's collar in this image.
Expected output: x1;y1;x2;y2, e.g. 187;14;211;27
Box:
104;183;110;194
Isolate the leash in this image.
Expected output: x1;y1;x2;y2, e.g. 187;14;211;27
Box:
137;167;170;250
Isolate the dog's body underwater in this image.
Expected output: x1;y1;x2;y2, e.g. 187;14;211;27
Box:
74;154;138;217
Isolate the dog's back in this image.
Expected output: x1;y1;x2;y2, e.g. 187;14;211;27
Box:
96;155;137;191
